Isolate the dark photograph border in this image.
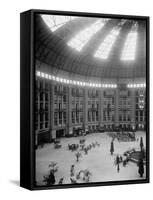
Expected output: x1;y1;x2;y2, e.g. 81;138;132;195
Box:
20;9;149;190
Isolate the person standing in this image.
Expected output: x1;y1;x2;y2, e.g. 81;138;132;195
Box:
140;137;144;152
117;163;120;173
138;158;144;177
70;164;75;177
110;141;114;155
116;155;120;165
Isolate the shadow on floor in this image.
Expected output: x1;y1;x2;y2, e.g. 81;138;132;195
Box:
9;180;20;186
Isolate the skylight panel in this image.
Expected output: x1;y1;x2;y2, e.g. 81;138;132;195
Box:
94;20;127;59
121;32;137;60
94;29;120;59
121;22;138;61
67;19;109;51
41;14;77;32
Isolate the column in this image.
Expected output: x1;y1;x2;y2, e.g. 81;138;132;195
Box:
35;78;39;147
131;90;136;129
115;88;119;127
83;88;88;132
98;89;102;128
99;89;104;127
50;82;56;140
67;86;73;135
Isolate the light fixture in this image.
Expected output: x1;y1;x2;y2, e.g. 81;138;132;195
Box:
127;83;146;88
36;71;41;76
36;71;118;89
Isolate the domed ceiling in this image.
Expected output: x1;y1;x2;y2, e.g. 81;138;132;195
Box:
35;14;146;79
